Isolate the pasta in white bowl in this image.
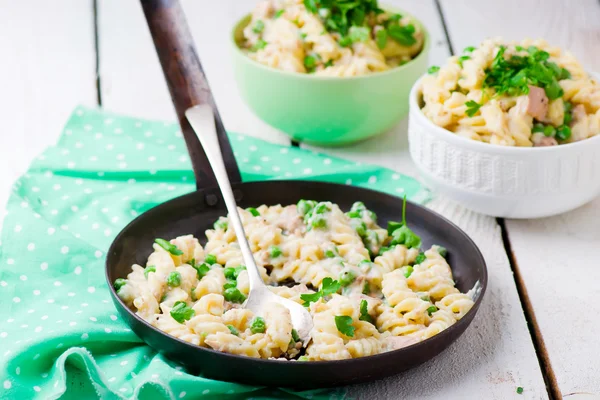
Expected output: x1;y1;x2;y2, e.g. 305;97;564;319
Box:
407;38;600;218
240;0;424;77
115;200;475;360
420;38;599;147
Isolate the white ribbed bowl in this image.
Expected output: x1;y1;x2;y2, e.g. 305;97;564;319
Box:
408;76;600;218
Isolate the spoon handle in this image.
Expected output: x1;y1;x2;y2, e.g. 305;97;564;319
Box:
186;105;265;290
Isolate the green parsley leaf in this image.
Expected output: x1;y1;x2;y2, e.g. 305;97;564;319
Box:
463;46;476;53
458;55;470;67
274;9;285;18
428;65;440;74
247;207;260;216
227;325;239;336
252;20;264;34
113;278;127;292
191;260;210;279
204;254;217;265
300;277;341;307
465;100;482;117
303;0;318;13
250;317;266;334
155;238;184;256
387;23;417;46
376;29;388;49
334;315;355;337
359;299;374;324
170;301;195;323
250;39;267;52
213;219;228;230
348;26;370;43
291;329;300;342
414;252;426;265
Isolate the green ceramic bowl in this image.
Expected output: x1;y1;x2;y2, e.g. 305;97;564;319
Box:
231;11;430;146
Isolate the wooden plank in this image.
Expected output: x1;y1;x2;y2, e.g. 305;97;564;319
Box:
97;0;291;144
440;0;600;396
0;0;97;229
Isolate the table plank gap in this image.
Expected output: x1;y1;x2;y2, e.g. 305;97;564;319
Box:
93;0;103;106
498;219;560;400
433;0;456;55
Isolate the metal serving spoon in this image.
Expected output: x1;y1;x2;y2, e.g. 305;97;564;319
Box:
186;105;313;346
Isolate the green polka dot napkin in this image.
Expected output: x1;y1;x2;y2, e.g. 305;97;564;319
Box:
0;106;430;400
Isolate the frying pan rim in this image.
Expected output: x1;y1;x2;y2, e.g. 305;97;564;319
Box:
105;179;488;366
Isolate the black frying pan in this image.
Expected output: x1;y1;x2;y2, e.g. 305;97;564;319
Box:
105;0;488;388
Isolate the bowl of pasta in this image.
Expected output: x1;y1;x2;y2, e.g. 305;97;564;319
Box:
231;0;430;146
408;38;600;218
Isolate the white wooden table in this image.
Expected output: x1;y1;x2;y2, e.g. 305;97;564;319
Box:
1;1;599;398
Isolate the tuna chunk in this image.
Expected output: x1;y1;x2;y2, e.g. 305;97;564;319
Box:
525;85;549;120
531;132;558;147
571;104;587;125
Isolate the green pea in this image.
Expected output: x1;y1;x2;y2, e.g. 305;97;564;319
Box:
339;270;356;287
543;125;556;137
223;280;237;290
564;112;572;125
144;266;156;279
113;278;127;292
223;287;246;304
346;211;361;219
224;267;236;280
297;199;315;216
250;317;266;334
532;123;545;133
270;246;282;258
350;201;366;212
311;215;327;229
414;252;426;265
436;246;448;258
556;125;571;141
167;271;181;287
315;203;329;214
193;263;210;279
247;207;260;217
427;305;438;316
325;249;337;258
204;254;217;265
352;220;367;237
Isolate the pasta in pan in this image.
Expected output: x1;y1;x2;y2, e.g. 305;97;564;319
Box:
421;38;600;146
241;0;424;76
115;200;475;361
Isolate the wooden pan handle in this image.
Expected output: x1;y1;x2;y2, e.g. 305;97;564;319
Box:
140;0;242;188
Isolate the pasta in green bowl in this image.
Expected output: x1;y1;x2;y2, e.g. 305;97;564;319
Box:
115;200;475;361
231;0;430;145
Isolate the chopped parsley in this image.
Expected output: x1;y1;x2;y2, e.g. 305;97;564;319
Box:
387;196;421;249
463;46;476;53
359;299;374;324
458;55;470;67
465;100;482;117
300;277;341;307
250;39;267;52
252;20;264;34
376;29;388;49
246;207;260;217
170;301;195;323
334;315;355;337
274;9;285;18
155;238;183;256
291;329;300;342
190;259;210;279
227;325;239;336
483;45;569;100
428;65;440;74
